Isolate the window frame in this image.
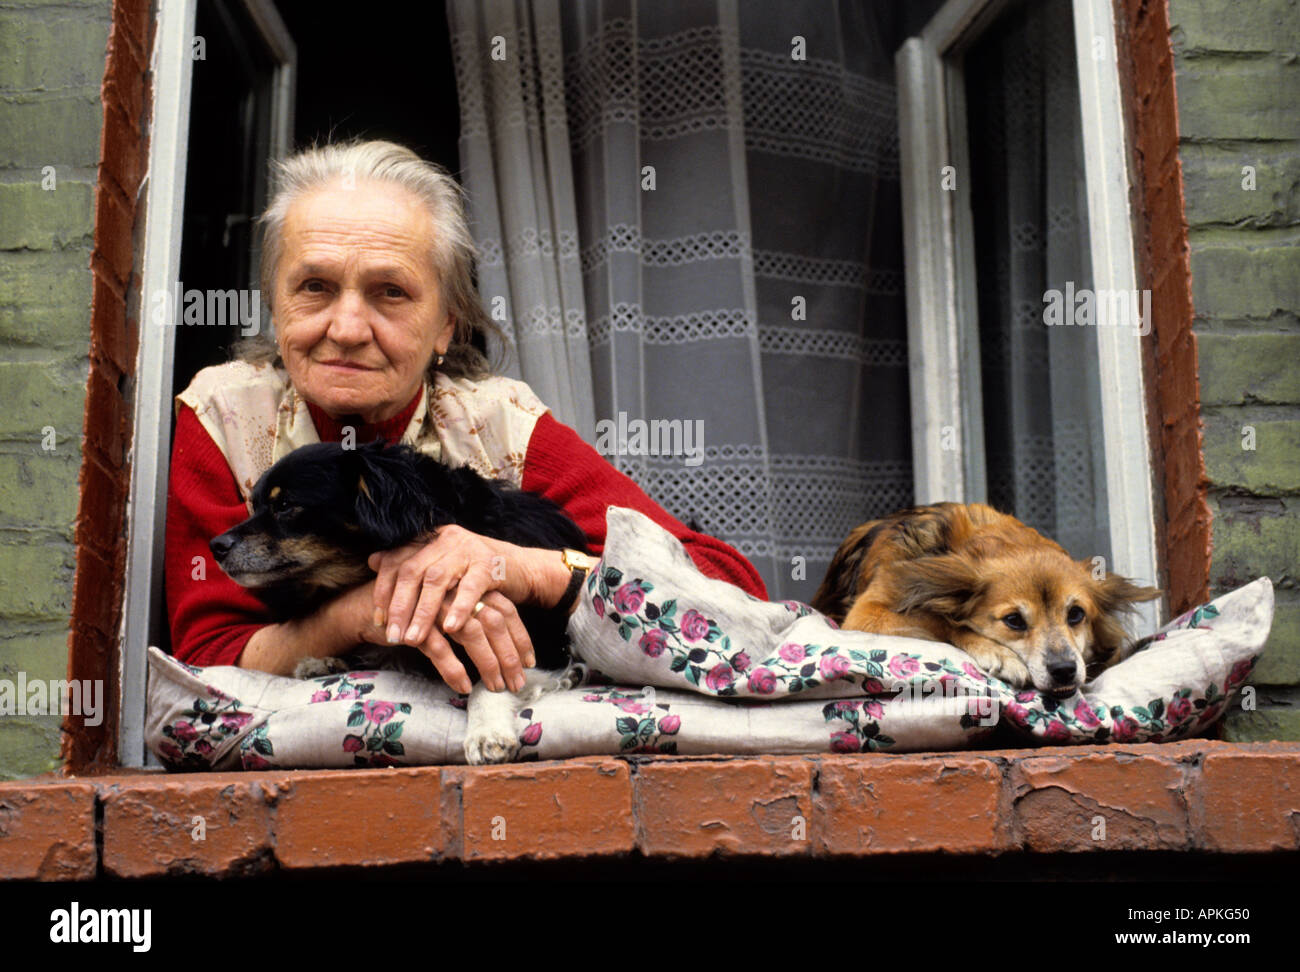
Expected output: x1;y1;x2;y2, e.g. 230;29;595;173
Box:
896;0;1162;633
119;0;296;766
115;0;1164;766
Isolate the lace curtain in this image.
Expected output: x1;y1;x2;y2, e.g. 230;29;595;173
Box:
449;0;912;599
966;0;1111;562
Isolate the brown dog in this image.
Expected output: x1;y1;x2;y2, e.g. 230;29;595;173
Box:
811;503;1160;696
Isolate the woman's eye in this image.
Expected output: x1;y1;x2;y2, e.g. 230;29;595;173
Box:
382;285;405;298
302;280;326;293
1002;612;1027;631
1067;606;1086;626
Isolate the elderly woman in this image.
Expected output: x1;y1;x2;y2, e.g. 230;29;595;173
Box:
166;139;766;696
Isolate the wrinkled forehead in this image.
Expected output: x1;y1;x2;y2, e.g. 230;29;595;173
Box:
281;183;435;262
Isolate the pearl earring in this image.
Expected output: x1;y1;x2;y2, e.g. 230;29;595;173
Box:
436;354;445;366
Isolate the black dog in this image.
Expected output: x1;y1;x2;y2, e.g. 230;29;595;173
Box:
209;442;592;763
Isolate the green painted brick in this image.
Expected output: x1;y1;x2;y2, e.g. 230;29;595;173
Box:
1190;244;1300;319
1221;705;1300;742
1247;593;1300;684
0;249;94;348
0;718;62;781
1179;143;1300;228
1203;416;1300;492
0;631;106;753
1169;0;1300;53
0;629;75;683
0;11;109;90
0;540;75;618
1197;332;1300;405
0;358;88;437
1208;505;1300;589
0;451;81;533
0;92;103;169
1174;58;1300;141
0;181;95;251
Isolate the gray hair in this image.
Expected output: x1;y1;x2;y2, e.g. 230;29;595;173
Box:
239;138;504;380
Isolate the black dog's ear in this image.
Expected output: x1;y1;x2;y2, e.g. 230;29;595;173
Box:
349;445;429;549
892;553;986;621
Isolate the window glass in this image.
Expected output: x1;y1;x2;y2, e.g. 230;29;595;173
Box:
965;0;1112;563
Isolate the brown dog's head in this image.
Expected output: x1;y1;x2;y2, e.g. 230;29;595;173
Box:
894;543;1160;696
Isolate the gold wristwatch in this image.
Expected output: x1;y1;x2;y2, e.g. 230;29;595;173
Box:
555;548;598;614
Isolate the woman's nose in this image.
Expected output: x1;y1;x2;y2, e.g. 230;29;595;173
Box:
327;288;372;344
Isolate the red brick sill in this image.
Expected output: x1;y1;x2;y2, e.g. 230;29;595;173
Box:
3;741;1298;879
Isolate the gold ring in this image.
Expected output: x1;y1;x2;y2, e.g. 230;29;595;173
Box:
473;600;487;616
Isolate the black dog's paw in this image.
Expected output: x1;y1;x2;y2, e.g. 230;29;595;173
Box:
292;656;351;679
558;662;588;690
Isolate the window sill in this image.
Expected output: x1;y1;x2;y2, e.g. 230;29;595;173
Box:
3;740;1298;878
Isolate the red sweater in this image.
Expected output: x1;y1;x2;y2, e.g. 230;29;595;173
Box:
165;399;767;667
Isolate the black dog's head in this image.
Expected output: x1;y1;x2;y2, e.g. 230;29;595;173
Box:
210;440;589;621
210;442;452;614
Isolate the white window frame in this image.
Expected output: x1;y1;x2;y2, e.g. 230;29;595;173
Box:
119;0;296;766
896;0;1162;633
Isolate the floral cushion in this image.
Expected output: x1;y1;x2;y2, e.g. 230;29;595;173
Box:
570;508;1273;746
145;507;1275;769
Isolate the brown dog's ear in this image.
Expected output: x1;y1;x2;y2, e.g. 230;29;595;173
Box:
811;520;880;622
892;553;986;621
1093;573;1162;613
1090;573;1162;664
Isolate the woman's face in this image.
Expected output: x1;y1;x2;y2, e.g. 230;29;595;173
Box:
273;179;452;424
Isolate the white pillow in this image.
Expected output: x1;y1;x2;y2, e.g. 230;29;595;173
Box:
145;506;1275;767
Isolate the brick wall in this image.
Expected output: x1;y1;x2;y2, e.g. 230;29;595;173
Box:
0;0;113;780
3;743;1298;878
64;0;152;772
0;0;1294;780
1166;0;1300;740
1120;0;1214;619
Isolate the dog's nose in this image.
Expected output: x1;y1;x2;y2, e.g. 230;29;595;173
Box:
210;533;235;560
1046;653;1078;685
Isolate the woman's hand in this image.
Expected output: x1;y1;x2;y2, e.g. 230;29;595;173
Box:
239;579;385;676
368;526;572;694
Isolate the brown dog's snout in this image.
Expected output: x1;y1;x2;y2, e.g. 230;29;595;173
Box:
1044;649;1079;686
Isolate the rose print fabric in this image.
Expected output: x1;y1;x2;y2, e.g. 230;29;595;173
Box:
145;507;1274;769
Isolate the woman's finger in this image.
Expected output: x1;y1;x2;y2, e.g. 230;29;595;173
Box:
369;543;424;627
403;566;458;645
442;560;496;632
451;613;505;692
474;601;525;692
459;591;532;688
385;550;455;645
476;590;535;669
418;623;473;696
